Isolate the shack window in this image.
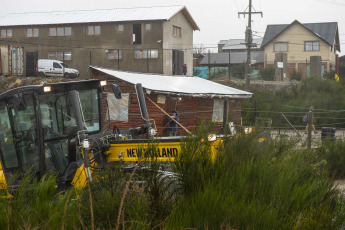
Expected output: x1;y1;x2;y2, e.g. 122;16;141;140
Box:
106;49;122;59
135;49;159;59
87;25;100;36
7;29;12;37
133;24;142;44
57;52;63;60
64;51;72;60
49;28;56;36
151;49;158;58
27;28;39;37
49;27;71;36
173;26;181;38
48;51;72;61
1;29;12;38
145;24;151;31
106;93;129;122
212;99;224;122
57;27;64;36
65;27;71;36
33;28;39;37
305;41;320;51
117;25;124;32
274;42;288;52
48;52;56;60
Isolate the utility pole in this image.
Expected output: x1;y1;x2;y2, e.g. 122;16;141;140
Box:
238;0;263;91
228;50;231;80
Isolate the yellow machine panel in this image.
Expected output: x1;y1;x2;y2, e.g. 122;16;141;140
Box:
105;138;223;162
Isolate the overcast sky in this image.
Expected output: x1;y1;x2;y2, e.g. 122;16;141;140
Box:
1;0;344;54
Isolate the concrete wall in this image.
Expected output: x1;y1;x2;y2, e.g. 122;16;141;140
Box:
264;23;336;76
162;11;194;76
0;11;195;77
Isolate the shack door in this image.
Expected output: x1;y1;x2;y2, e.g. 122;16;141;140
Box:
26;51;38;77
172;50;184;75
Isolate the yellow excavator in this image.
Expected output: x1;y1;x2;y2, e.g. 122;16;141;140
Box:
0;79;222;192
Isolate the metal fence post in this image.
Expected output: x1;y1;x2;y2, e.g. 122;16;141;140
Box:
307;109;313;149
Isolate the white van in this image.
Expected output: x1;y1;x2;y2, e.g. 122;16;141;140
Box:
37;59;79;78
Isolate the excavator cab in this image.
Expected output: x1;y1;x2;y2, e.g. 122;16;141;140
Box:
0;80;104;190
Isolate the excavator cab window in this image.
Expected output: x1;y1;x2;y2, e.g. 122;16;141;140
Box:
79;89;100;132
10;95;39;173
38;88;100;174
0;80;103;188
0;94;39;184
0;102;19;175
39;93;71;174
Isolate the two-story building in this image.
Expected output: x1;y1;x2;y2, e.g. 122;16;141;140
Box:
0;5;199;77
261;20;340;78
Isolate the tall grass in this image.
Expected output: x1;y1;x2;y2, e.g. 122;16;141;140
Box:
0;173;79;229
1;129;345;229
317;139;345;179
166;131;345;229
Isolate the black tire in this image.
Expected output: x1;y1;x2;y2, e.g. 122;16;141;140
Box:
64;73;69;78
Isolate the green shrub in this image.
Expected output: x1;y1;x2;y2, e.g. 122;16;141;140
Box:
209;67;229;79
230;64;246;79
0;173;78;229
166;133;345;229
259;67;275;81
317;140;345;178
290;70;302;81
323;70;337;80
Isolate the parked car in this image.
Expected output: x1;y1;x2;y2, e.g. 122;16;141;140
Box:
37;59;79;78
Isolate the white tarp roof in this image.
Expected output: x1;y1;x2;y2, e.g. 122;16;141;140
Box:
0;5;199;30
90;66;252;98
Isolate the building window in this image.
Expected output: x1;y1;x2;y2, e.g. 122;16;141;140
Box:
212;99;224;122
106;49;122;59
49;27;71;36
48;51;72;60
106;93;129;122
87;25;100;35
26;28;39;37
117;25;124;32
135;49;159;59
274;42;288;52
173;26;181;38
0;29;12;38
305;41;320;51
145;24;151;31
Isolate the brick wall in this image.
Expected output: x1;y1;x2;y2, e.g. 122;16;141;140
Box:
297;63;308;79
228;99;242;124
